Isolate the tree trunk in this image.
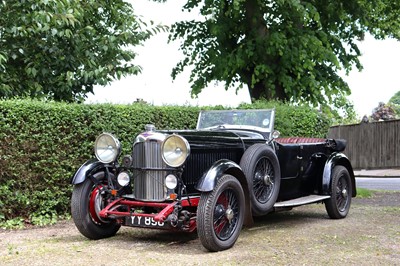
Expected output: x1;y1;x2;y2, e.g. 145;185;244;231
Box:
247;80;289;102
244;0;290;103
274;81;288;101
248;82;265;101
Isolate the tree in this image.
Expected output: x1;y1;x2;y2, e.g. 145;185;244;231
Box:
389;90;400;105
321;94;358;125
388;90;400;115
0;0;158;102
168;0;400;108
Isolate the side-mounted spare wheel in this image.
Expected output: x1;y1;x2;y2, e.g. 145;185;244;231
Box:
325;165;352;219
240;144;281;216
197;174;245;252
71;171;121;239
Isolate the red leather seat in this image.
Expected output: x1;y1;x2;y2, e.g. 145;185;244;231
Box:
275;137;325;144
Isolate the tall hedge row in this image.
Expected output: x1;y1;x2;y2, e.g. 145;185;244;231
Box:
0;99;330;227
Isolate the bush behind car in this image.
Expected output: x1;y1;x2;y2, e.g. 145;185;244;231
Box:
0;99;330;228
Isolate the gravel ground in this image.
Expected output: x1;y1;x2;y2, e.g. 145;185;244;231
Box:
1;191;399;265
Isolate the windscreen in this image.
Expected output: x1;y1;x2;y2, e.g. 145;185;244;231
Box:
196;109;275;132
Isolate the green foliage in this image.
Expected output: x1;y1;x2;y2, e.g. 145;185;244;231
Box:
0;99;202;227
0;0;163;102
356;188;374;198
168;0;400;110
389;91;400;105
321;95;358;125
1;218;25;230
389;90;400;115
0;99;329;227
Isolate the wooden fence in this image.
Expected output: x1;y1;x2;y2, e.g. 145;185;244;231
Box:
328;119;400;170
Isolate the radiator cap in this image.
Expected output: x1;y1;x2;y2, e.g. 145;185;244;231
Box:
145;124;155;132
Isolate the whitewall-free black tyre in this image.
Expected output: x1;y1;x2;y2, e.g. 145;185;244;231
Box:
197;175;245;252
71;171;120;239
325;166;352;219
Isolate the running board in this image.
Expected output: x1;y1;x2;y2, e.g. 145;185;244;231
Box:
274;195;331;208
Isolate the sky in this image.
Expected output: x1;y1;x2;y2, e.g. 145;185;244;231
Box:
86;0;400;117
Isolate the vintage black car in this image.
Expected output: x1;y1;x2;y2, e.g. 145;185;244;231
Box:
71;109;356;251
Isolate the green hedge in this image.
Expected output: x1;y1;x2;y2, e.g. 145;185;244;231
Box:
0;99;330;228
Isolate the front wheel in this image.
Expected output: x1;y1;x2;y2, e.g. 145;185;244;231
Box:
197;175;245;252
325;166;352;219
71;171;121;239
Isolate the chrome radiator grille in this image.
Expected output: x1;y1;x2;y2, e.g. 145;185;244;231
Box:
132;141;167;201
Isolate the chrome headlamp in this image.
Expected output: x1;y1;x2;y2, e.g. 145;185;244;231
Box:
161;134;190;167
94;133;121;163
117;171;130;187
165;174;178;190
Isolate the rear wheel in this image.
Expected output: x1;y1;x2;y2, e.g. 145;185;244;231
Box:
325;166;352;219
71;171;120;239
197;175;245;252
240;144;281;216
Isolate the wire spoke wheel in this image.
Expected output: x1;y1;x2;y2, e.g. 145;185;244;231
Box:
197;175;245;252
213;188;240;241
325;166;352;219
253;157;275;204
88;184;110;225
335;174;350;212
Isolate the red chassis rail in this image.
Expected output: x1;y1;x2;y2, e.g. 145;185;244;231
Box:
98;197;200;232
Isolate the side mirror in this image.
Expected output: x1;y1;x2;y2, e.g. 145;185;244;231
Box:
271;130;280;139
267;130;280;145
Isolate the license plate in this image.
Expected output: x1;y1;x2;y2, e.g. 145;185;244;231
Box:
125;215;167;229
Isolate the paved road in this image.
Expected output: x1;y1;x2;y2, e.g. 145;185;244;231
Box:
356;177;400;191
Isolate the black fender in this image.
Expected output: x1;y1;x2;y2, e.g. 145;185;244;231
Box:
70;159;111;185
195;159;253;226
195;159;246;192
322;153;356;197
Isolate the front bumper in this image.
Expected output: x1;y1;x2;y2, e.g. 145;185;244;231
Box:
98;197;200;232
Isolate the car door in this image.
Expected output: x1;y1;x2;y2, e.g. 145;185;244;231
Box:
298;143;328;193
275;143;303;200
276;140;329;200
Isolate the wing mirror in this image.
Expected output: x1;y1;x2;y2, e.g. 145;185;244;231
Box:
271;130;280;139
267;130;280;144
